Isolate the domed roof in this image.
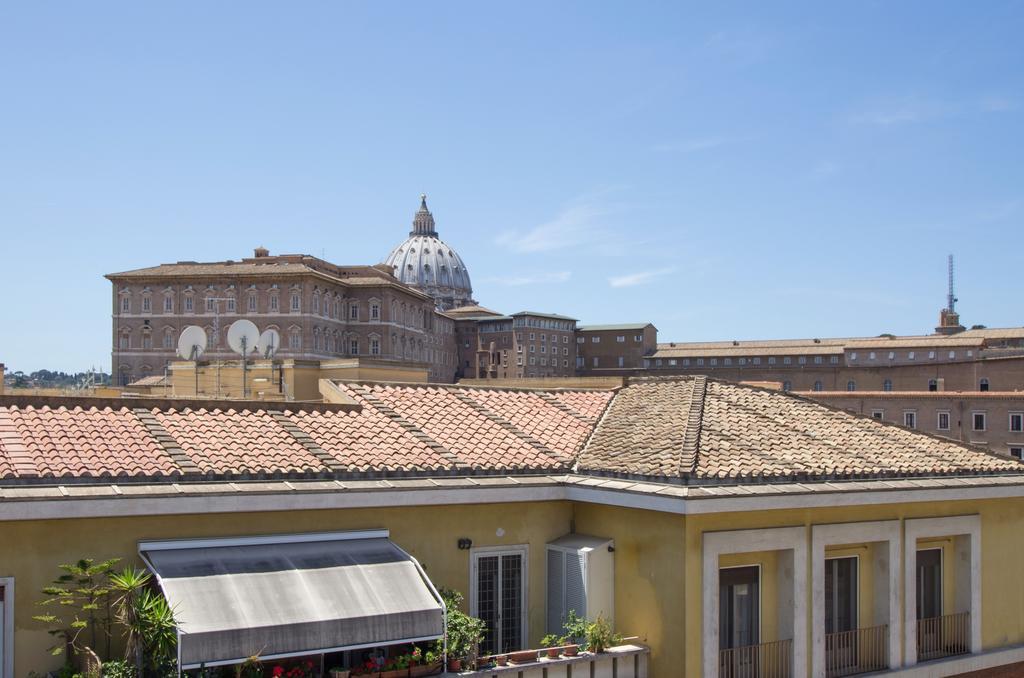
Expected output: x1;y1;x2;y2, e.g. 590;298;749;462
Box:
383;195;476;310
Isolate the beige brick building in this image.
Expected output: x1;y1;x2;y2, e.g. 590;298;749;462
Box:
106;250;458;385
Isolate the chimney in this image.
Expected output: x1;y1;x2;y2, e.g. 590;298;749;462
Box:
0;363;4;395
254;246;270;258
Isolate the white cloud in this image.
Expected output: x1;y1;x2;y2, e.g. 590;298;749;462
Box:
496;202;609;254
482;271;572;286
608;267;675;288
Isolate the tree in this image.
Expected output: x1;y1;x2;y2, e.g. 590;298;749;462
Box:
33;558;121;659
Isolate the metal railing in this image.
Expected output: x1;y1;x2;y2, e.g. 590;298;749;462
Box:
917;611;970;661
825;624;888;677
719;638;793;678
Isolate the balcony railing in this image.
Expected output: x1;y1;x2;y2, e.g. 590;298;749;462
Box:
719;638;793;678
825;624;888;677
917;611;970;661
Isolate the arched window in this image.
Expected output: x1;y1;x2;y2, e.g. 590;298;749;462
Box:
980;378;990;392
847;380;856;392
813;381;823;391
883;379;893;392
928;379;938;392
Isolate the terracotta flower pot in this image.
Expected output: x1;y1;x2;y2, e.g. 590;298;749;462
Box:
446;658;462;672
495;655;508;666
509;650;537;664
546;648;560;659
563;645;579;657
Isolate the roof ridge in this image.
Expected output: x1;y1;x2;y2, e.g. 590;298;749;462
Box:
450;391;572;465
267;411;348;473
350;386;471;471
132;409;201;477
678;376;706;475
0;407;38;478
573;384;622;472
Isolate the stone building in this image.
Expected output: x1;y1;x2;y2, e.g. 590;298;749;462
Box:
106;250;458;386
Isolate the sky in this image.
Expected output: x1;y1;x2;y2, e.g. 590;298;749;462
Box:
1;2;1022;373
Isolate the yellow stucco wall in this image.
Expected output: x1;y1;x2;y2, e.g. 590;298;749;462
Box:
1;501;573;677
682;496;1024;677
571;503;685;677
5;494;1024;677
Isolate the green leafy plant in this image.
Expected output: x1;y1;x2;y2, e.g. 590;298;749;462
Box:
110;566;178;677
101;660;136;678
584;615;621;654
438;588;486;663
561;610;589;648
540;634;561;648
33;558;122;659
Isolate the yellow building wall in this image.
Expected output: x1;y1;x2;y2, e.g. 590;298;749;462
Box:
571;503;685;678
682;497;1024;677
1;501;573;677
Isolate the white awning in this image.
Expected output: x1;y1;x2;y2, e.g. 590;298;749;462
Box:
140;530;444;668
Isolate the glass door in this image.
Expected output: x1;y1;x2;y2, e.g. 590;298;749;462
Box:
916;548;942;620
825;557;859;671
473;550;525;655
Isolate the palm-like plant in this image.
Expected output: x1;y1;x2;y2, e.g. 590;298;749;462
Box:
110;567;178;677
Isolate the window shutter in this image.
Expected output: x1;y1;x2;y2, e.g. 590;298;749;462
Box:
565;551;587;621
546;548;564;634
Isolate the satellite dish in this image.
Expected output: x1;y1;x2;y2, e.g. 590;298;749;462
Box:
177;326;207;361
256;328;281;358
227;319;260;356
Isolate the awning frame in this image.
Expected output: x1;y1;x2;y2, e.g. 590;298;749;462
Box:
138;529;447;672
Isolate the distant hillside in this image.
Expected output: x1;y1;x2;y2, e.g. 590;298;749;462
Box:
2;369;111;389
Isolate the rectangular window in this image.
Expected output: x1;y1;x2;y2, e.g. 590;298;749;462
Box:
850;352;857;361
370;338;380;355
291;294;300;311
617;356;625;367
529;345;535;353
142;297;151;313
269;295;278;311
753;358;761;365
592;337;600;343
121;297;130;313
825;557;858;635
814;356;822;364
471;548;526;655
710;358;718;366
163;333;174;349
164;296;173;312
949;351;956;359
529;333;535;340
973;412;986;431
916;549;942;620
349;339;359;355
540;357;547;366
562;360;568;367
904;411;917;429
529;357;535;365
634;335;642;342
871;410;884;420
908;351;915;360
937;411;950;431
562;336;568;343
349;304;358;320
206;298;214;312
516;357;523;366
783;357;792;365
798;356;807;365
371;304;380;320
616;335;625;343
683;359;690;367
576;337;584;344
142;334;152;349
697;358;704;366
929;351;935;359
227;298;236;312
1010;413;1023;432
888;351;895;360
592;357;598;367
723;358;731;366
562;347;568;356
185;296;194;312
830;356;839;364
1011;447;1023;460
669;359;677;366
719;566;760;651
248;295;257;312
540;334;546;342
540;345;546;353
119;335;129;349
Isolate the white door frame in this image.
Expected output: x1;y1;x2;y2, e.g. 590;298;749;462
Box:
469;545;529;653
0;577;13;678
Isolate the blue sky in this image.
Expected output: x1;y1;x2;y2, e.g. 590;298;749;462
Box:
1;2;1021;373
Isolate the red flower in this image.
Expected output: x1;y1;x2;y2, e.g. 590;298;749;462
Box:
272;667;284;677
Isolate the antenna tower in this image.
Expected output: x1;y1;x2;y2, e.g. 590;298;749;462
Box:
947;254;957;313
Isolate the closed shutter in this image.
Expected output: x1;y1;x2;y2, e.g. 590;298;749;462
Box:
565;551;587;621
546;548;564;634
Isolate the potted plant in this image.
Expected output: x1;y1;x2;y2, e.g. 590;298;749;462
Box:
540;635;562;659
439;589;485;672
584;615;622;654
560;610;589;655
508;649;536;664
494;654;508;666
329;667;351;678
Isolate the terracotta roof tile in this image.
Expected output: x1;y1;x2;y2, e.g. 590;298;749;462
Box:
154;408;326;475
461;389;593;457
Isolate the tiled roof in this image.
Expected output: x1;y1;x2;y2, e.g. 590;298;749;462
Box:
577;377;1022;481
107;262;316;278
578;324;654;332
653;345;842;359
0;378;1019;485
